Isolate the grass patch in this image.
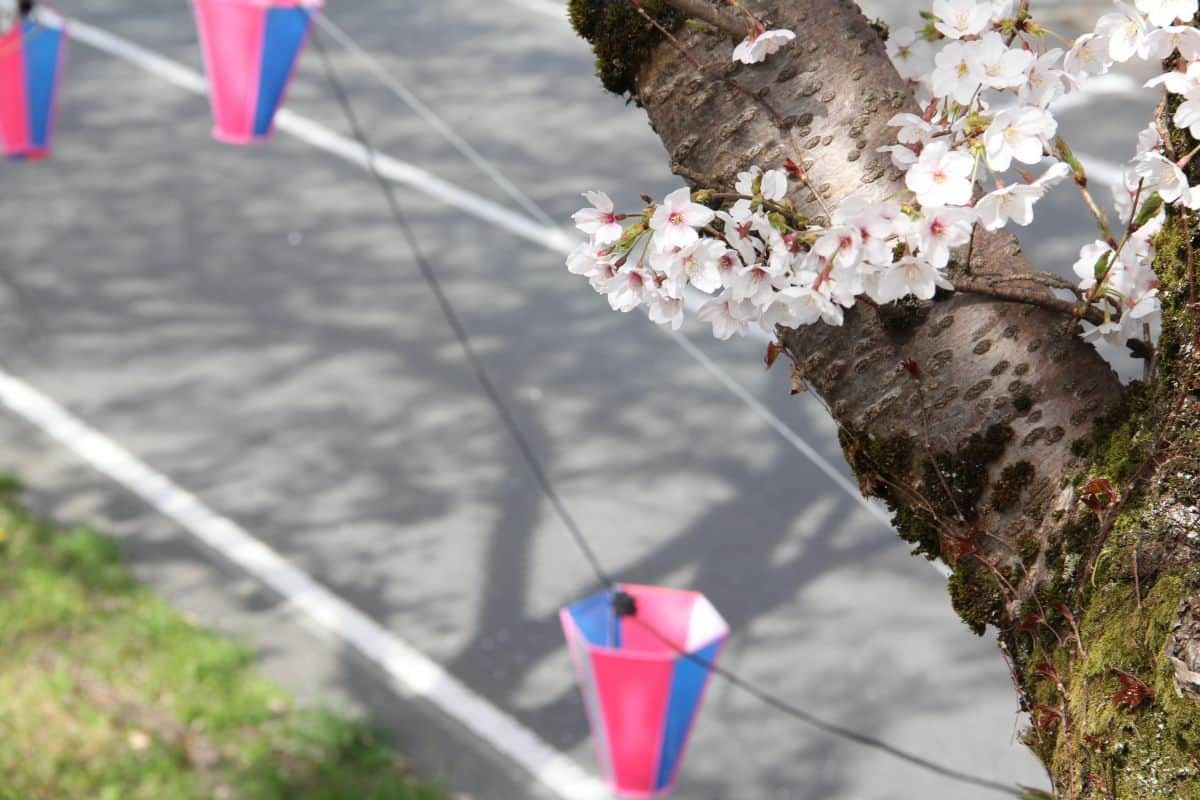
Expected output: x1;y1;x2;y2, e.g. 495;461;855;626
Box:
0;479;445;800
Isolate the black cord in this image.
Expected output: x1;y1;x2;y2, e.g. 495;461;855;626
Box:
631;614;1024;797
307;23;1024;799
307;25;614;592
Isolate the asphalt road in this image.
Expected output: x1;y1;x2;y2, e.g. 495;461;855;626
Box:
0;1;1153;798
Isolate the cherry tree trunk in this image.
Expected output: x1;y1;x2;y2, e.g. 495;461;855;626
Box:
570;0;1200;797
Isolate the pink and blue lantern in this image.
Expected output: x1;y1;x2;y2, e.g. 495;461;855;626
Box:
560;584;729;798
191;0;322;145
0;10;67;160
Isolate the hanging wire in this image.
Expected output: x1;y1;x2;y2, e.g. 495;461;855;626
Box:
307;25;613;592
313;12;559;229
629;613;1026;798
306;21;1026;799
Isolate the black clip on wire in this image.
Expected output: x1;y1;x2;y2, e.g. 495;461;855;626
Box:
611;590;638;619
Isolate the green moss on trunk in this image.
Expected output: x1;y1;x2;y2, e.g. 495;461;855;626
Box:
568;0;685;98
1026;575;1200;798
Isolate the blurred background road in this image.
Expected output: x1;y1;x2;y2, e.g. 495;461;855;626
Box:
0;1;1152;797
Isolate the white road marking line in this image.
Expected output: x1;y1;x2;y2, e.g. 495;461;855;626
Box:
0;369;611;800
314;13;559;228
67;19;576;258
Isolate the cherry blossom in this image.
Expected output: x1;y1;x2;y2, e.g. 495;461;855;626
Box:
932;0;994;40
976;183;1043;230
572;191;624;245
1143;25;1200;60
1095;2;1149;63
698;294;751;339
1134;0;1198;29
1019;49;1069;108
1173;86;1200;139
761;170;788;201
879;143;919;170
566;241;608;277
647;293;684;330
651;239;727;295
972;32;1036;91
917;206;976;269
605;266;651;313
888;113;937;145
1073;241;1116;293
1132;152;1189;204
887;27;934;81
734;167;787;202
906;141;976;207
931;41;983;105
649;187;715;251
973;163;1067;233
1136;123;1162;158
879;257;943;302
1064;33;1113;81
983;106;1057;172
732;28;796;65
734;166;761;197
730;262;784;306
834;198;901;265
1148;59;1200;95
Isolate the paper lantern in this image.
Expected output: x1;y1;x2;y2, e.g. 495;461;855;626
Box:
191;0;322;144
560;584;728;798
0;9;67;159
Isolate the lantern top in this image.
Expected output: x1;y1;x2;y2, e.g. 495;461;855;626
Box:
562;584;728;661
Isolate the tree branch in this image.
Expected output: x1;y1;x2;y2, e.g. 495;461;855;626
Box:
952;279;1105;326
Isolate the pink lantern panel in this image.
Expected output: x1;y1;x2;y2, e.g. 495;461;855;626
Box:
560;584;729;798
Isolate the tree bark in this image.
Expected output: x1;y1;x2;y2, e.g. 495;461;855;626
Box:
571;0;1200;797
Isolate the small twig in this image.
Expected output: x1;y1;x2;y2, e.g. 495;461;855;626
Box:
1132;542;1143;613
1091;178;1146;302
972;271;1079;291
1143;321;1156;382
656;0;746;38
1185;209;1197;316
1076;178;1118;248
970;552;1022;600
1158;93;1178;162
953;278;1105;326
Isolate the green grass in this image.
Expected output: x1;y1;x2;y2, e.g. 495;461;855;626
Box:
0;476;445;800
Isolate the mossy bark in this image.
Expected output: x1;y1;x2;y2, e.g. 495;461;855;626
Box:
571;0;1200;796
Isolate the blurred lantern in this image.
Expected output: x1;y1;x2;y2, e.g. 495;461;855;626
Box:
191;0;322;144
560;584;728;798
0;2;67;160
